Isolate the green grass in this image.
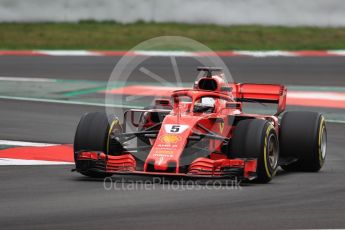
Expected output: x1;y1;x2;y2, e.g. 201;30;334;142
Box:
0;21;345;50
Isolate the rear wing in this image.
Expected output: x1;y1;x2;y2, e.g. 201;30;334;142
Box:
232;83;287;115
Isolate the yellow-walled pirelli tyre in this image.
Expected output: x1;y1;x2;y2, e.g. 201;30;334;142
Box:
231;119;279;183
74;112;123;178
280;111;327;172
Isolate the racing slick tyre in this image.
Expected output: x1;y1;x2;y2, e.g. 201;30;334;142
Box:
231;119;279;183
279;111;327;172
74;112;123;178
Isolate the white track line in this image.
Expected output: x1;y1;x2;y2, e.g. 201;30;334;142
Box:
233;51;295;57
0;140;71;166
0;95;142;109
0;140;57;147
0;158;73;165
325;119;345;124
37;50;101;56
327;50;345;56
0;76;57;82
134;50;195;57
288;92;345;101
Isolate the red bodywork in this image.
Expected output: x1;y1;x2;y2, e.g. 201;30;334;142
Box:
77;72;287;180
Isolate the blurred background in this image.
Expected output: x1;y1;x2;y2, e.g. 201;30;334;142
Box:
1;0;345;26
0;0;345;50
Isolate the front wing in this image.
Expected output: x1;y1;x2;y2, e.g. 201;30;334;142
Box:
76;151;257;180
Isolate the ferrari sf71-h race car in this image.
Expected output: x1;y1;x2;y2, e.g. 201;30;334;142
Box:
73;67;327;183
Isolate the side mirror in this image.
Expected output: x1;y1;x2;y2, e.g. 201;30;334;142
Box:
155;99;170;106
226;102;241;110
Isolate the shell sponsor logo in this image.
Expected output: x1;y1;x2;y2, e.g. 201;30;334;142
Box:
160;134;181;144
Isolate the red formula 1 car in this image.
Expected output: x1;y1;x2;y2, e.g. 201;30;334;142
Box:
73;67;327;183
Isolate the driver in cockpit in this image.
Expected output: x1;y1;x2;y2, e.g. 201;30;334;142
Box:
193;97;216;113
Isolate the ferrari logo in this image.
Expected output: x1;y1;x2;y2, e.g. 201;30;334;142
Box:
157;157;164;165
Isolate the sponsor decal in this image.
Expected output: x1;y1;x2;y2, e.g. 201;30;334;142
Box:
154;150;174;155
152;153;173;158
160;134;181;144
157;144;177;148
164;124;189;134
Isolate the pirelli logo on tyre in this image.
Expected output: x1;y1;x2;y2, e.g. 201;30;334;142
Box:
160;134;181;144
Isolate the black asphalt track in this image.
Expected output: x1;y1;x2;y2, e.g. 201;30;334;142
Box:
0;56;344;86
0;56;344;229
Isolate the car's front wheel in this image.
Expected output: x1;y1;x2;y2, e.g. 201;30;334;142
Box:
231;119;279;183
74;112;123;178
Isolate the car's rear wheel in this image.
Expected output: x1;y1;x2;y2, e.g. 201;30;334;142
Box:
74;112;123;178
280;111;327;172
231;119;279;183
